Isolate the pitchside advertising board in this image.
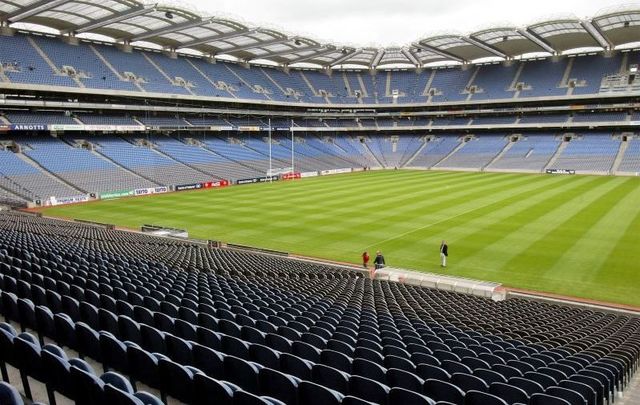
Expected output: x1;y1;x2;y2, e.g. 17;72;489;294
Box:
134;186;169;196
175;180;230;191
546;169;576;175
319;168;352;176
281;172;301;180
43;195;89;206
236;175;279;185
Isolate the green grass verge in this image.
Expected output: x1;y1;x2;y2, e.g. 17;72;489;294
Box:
39;170;640;307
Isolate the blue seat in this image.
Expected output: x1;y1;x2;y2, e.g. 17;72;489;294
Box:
386;367;424;391
158;358;196;403
423;378;464;405
258;367;300;405
192;343;225;379
451;372;489;393
140;324;165;354
559;379;597;405
100;332;129;373
70;364;105;404
507;376;544;396
530;392;572;405
17;298;36;332
76;322;102;361
280;353;313;380
311;363;349;394
489;382;529;405
297;381;344;405
224;355;261;394
546;386;588;405
165;333;194;365
0;382;24;405
352;357;387;384
250;343;280;369
193;373;234;405
221;334;250;359
34;305;55;346
118;316;142;344
416;364;451;381
133;391;164;405
463;390;508;405
126;346;161;390
388;386;436;405
348;375;390;404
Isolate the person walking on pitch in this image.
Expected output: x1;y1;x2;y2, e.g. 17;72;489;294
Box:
374;251;386;270
362;251;370;269
440;241;448;267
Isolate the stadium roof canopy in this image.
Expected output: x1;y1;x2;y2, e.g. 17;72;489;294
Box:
0;0;639;69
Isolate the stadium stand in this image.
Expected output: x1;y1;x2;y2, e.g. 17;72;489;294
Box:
438;136;510;170
0;131;637;205
0;210;638;405
488;135;562;172
549;134;621;174
0;31;637;105
617;138;640;173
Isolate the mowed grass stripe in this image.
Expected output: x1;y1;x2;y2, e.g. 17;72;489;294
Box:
451;175;601;279
373;175;577;271
496;177;633;292
591;198;640;303
363;174;568;249
543;179;640;304
39;171;640;306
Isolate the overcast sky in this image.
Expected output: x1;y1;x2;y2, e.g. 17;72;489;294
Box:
178;0;630;47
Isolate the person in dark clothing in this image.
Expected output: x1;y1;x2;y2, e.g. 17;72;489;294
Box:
374;251;385;270
362;251;370;268
440;240;448;267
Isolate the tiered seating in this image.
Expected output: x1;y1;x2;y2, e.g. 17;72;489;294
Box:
32;36;136;91
518;59;568;97
439;136;508;169
260;68;316;103
6;112;77;125
0;148;80;200
93;45;188;95
0;211;638;405
225;64;288;102
151;136;256;181
471;116;516;125
429;69;474;102
572;112;628;123
137;116;189;127
369;136;423;168
0;34;76;87
569;54;622;95
296;137;362;169
469;64;517;100
519;115;569;124
330;137;379;168
489;135;561;172
0;187;24;206
94;136;211;186
21;137;154;194
617;138;640;173
75;114;139;126
407;137;461;168
432;117;470;126
551;135;621;173
0;32;636;105
303;71;349;104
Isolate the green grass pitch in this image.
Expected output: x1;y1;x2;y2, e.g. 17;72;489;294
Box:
39;170;640;307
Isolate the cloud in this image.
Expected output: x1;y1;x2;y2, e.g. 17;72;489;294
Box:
193;0;631;46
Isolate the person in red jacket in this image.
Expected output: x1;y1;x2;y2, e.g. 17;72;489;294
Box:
362;251;370;269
